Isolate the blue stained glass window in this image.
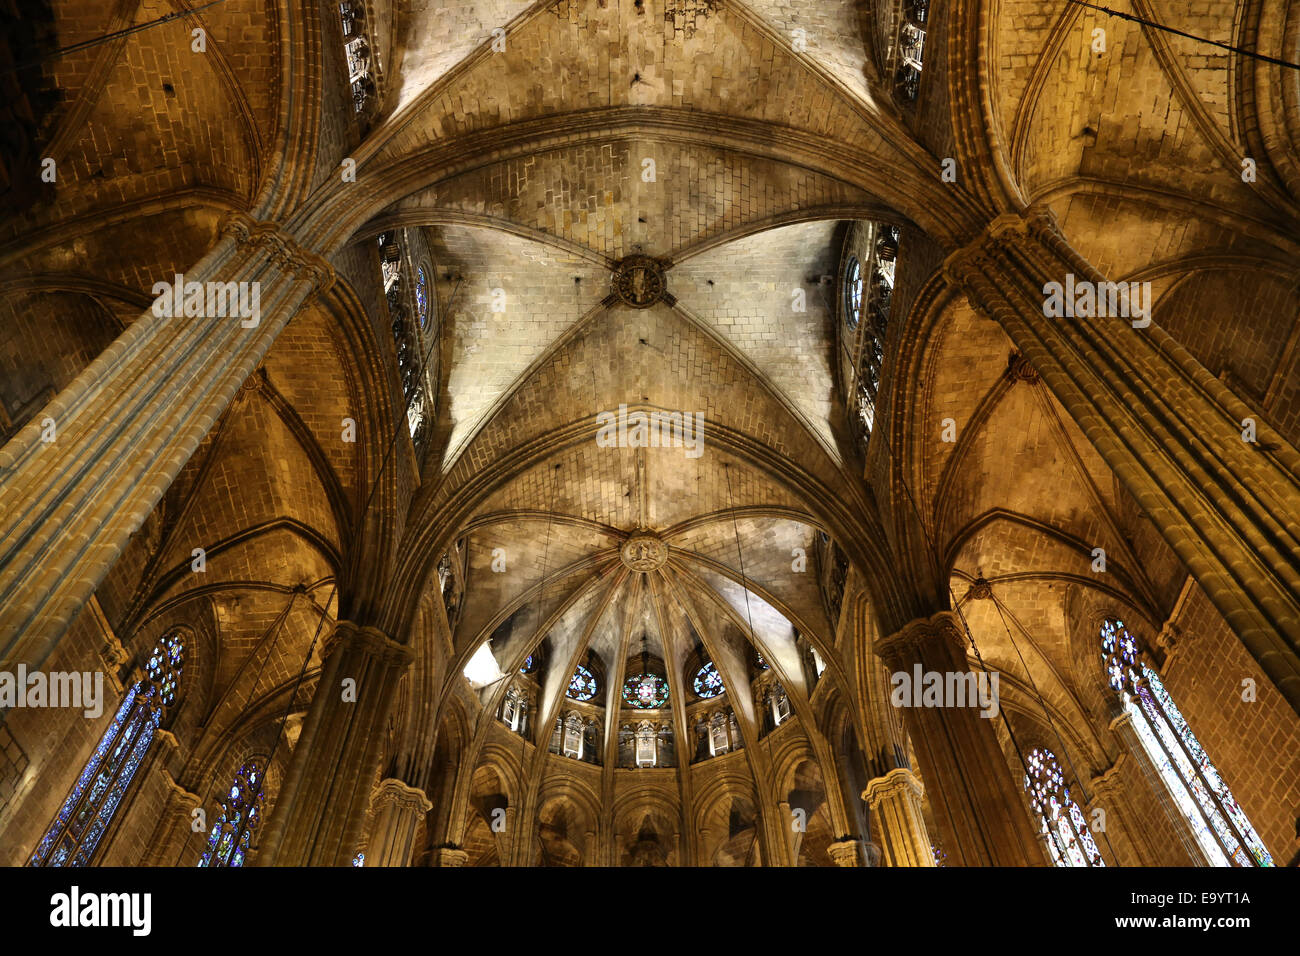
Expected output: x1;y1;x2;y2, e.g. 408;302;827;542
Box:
352;851;365;867
693;661;724;698
567;664;598;701
1024;747;1104;867
1101;618;1272;867
198;758;266;868
415;266;430;329
844;256;862;330
622;673;669;709
521;654;535;674
29;633;185;867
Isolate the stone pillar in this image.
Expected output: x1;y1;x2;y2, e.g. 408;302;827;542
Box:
1085;754;1163;867
365;778;432;867
254;621;411;867
138;770;201;866
1105;710;1202;865
0;213;334;673
875;611;1042;866
863;767;934;867
946;208;1300;716
826;838;862;867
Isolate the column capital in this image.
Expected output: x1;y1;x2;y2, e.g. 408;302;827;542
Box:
1088;754;1127;798
942;206;1066;289
160;769;201;806
217;211;335;292
826;839;861;867
862;766;925;808
434;847;469;867
322;620;413;667
372;777;432;814
873;610;967;668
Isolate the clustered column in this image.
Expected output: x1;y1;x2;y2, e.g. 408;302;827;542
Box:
862;767;932;867
0;213;335;675
365;778;433;867
255;621;411;867
874;610;1042;866
945;208;1300;717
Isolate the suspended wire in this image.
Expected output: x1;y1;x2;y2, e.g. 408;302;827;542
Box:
186;262;464;866
875;433;1070;864
303;267;465;864
723;460;781;852
171;588;300;866
1065;1;1300;72
4;0;234;75
989;589;1121;865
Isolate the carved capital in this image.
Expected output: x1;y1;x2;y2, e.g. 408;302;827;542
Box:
434;847;469;867
873;610;967;669
862;766;925;808
373;777;433;814
216;213;336;293
826;839;861;867
322;621;414;668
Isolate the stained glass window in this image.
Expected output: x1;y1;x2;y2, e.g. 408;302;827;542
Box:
198;757;265;868
694;661;724;698
622;673;669;709
520;654;536;675
1101;618;1273;867
1024;747;1104;867
29;632;185;867
352;851;365;867
567;664;598;702
754;652;769;671
415;266;430;329
844;256;862;330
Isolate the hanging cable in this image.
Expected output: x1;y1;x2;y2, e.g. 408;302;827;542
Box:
226;258;462;865
4;0;234;75
724;460;784;855
172;587;299;866
875;433;1072;864
1064;1;1300;72
988;588;1120;865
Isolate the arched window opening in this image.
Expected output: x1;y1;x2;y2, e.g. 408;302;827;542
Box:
622;671;669;709
415;265;431;330
338;1;377;115
567;664;598;702
501;685;529;735
376;232;427;446
845;224;899;446
29;632;185;867
893;0;928;102
635;721;657;767
1024;747;1104;867
198;757;265;868
1101;619;1272;866
693;661;724;698
843;255;862;330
